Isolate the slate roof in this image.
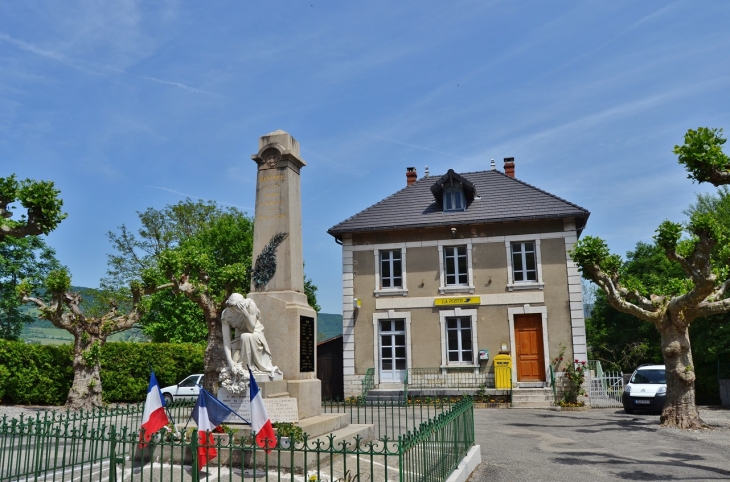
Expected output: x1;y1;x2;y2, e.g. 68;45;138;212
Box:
328;169;589;238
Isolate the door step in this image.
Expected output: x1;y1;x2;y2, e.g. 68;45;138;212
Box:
511;388;554;409
517;381;546;389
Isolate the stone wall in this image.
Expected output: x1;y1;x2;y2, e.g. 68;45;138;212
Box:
343;374;365;399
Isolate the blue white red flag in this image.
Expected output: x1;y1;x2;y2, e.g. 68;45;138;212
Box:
249;368;276;451
191;387;236;467
139;371;169;447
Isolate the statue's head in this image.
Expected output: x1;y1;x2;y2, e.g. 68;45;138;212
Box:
227;293;245;304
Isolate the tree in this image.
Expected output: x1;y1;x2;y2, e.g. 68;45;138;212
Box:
147;211;254;392
0;175;66;240
106;199;320;345
0;236;61;339
586;244;666;372
20;269;168;409
105;199;252;345
572;127;730;429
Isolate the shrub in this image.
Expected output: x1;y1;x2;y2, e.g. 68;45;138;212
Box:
0;341;204;405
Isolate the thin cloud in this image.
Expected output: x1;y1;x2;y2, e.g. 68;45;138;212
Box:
0;32;220;97
138;75;221;97
365;133;470;161
145;185;252;211
488;77;727;156
0;33;104;76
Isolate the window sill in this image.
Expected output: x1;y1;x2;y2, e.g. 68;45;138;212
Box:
374;289;408;297
439;285;475;295
507;282;544;291
439;364;479;369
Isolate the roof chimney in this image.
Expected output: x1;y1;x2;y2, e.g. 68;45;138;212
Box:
406;167;417;186
490;158;496;171
504;157;515;178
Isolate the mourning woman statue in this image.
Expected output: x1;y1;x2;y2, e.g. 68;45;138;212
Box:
219;293;283;394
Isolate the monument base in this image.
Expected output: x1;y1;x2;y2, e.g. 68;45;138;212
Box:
246;290;321;419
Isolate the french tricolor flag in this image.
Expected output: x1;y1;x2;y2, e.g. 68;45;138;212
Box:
249;368;276;451
139;371;170;447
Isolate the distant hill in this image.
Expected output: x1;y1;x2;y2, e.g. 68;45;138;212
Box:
19;286;146;345
18;286;343;345
318;313;343;342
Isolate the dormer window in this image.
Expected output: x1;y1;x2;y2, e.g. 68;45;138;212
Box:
443;188;465;211
430;169;476;213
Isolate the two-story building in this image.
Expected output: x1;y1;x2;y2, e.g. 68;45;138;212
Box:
328;159;590;399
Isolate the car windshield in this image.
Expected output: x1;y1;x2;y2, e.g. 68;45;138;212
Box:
631;369;666;384
178;376;199;387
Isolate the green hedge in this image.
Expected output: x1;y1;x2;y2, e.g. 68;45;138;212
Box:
0;341;204;405
0;341;73;405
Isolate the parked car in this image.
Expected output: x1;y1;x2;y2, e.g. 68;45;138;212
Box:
622;364;666;414
160;374;204;405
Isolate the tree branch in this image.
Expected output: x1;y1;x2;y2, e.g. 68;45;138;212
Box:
705;168;730;187
583;263;663;323
667;232;717;315
0;221;45;241
21;293;74;331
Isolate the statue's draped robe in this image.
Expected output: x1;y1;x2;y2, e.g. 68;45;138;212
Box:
222;304;278;376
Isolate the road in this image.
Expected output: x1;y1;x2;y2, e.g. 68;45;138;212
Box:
471;407;730;482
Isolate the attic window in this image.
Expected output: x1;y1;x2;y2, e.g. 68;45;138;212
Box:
430;169;476;213
444;187;465;211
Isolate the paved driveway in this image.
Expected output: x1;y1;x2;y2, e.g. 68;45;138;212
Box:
471;407;730;482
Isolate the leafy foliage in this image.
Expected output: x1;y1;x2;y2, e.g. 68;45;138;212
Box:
107;200;255;341
0;341;73;404
305;273;321;313
107;199;320;343
0;340;204;404
0;236;60;339
0;174;67;240
138;291;207;343
675;127;729;184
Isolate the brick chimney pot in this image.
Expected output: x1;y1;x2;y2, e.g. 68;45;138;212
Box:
504;157;515;178
406;167;417;186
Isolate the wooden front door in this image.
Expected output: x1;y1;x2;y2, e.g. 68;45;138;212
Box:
514;314;545;382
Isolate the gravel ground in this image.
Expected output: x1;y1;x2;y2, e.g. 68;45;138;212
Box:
0;404;64;420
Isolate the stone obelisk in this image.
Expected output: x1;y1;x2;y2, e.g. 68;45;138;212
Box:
247;130;320;419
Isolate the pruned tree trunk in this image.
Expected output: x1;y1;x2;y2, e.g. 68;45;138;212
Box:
67;333;105;410
204;314;225;395
658;321;703;429
22;282;167;410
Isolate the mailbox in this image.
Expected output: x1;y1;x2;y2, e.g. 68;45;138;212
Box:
493;354;512;389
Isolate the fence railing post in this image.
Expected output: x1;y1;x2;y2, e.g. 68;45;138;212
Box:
191;430;200;482
109;424;117;482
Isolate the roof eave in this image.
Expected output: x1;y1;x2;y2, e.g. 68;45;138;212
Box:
328;212;590;237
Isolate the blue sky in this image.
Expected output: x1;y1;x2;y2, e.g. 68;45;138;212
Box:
2;1;729;314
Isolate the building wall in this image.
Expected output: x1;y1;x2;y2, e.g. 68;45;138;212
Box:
340;219;586;397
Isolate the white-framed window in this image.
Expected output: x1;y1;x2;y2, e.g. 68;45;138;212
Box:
511;242;537;282
438;241;474;294
374;247;408;296
505;238;544;291
446;317;473;363
443;188;465;212
380;250;402;289
439;308;478;371
444;246;468;285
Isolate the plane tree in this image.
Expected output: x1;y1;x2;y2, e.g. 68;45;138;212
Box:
0;175;66;241
572;127;730;429
19;269;170;409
